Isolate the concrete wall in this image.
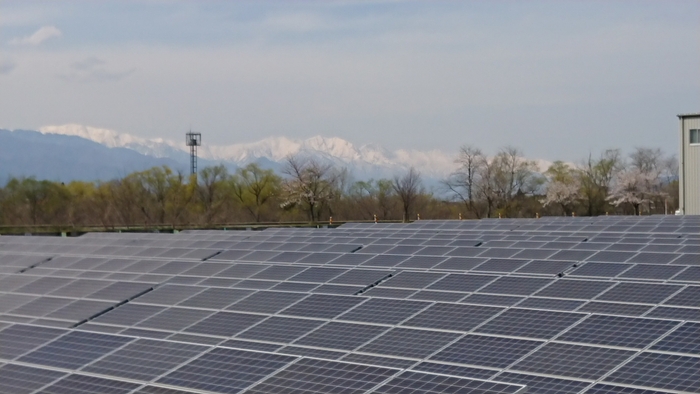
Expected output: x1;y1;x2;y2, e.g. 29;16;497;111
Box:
680;115;700;215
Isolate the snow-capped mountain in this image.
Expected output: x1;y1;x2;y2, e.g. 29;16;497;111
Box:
36;124;554;184
38;124;460;179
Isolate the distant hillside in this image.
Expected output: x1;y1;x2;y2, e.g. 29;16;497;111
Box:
0;129;188;183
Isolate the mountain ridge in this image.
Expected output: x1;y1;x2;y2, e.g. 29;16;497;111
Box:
38;124;460;178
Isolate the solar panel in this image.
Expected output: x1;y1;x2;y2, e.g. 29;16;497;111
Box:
177;287;254;309
556;315;680;348
476;308;584;339
584;383;672;394
404;303;502;332
495;372;591;394
662;286;700;307
8;296;75;318
431;334;541;368
359;327;461;359
338;298;430;325
0;324;66;360
578;301;653;317
462;293;524;306
46;299;115;322
411;361;497;380
245;358;398;394
277;345;347;359
373;370;525;394
517;297;585;311
3;216;700;393
361;287;416;299
604;352;700;392
295;322;389;350
183;312;266;337
135;307;214;331
91;303;166;326
329;269;393;286
595;282;683;304
618;264;686;280
478;276;553;296
83;338;208;381
511;342;635;380
472;258;530;273
379;271;446;289
279;294;365;319
227;291;307;314
157;348;296;393
235;316;322;343
134;385;202;394
19;331;133;369
647;306;700;322
0;364;65;394
650;322;700;355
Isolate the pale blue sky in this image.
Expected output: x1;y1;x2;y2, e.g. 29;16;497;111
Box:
0;1;698;160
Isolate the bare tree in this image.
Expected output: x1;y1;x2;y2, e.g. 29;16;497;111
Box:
483;147;541;216
280;155;341;222
444;145;485;218
393;167;422;222
579;149;623;216
630;147;663;174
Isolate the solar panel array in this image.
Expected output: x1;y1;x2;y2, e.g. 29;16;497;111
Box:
0;215;699;393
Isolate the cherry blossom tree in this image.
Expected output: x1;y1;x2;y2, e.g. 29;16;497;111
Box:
607;168;666;215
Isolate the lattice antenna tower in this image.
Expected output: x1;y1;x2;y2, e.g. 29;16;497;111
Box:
186;130;201;176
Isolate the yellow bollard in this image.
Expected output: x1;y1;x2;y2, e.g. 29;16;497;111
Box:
374;214;378;223
417;213;421;220
498;213;502;219
459;213;462;220
536;213;539;219
329;216;333;225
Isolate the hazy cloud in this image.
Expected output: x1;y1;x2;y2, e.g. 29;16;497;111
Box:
9;25;62;45
57;57;135;83
0;59;16;75
71;57;106;70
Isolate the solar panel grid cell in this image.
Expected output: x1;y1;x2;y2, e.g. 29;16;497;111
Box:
557;315;680;349
477;276;553;296
431;334;542;368
294;321;389;350
495;372;592;394
82;338;208;381
476;308;585;339
359;327;461;359
511;342;635;380
373;370;525;394
279;294;365;319
19;331;134;369
595;282;683;304
604;352;700;392
157;347;296;394
339;298;430;325
244;358;398;394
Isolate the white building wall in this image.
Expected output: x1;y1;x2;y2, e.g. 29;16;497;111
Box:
680;114;700;215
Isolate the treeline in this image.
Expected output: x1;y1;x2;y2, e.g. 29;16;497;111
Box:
0;146;679;228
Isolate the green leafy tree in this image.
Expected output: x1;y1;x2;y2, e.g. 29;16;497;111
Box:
231;163;281;222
